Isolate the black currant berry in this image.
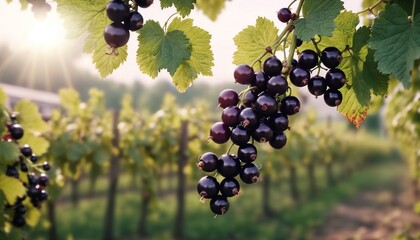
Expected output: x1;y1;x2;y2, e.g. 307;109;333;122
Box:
40;189;48;201
255;93;277;116
218;89;239;108
6;166;19;178
253;71;269;92
10;112;19;122
263;56;283;77
210;195;229;215
230;126;250;146
252;122;273;143
266;75;288;95
20;162;28;172
325;69;346;90
269;112;289;132
277;8;292;23
290;67;310;87
106;0;130;23
291;59;299;69
298;49;319;70
27;173;39;186
296;38;303;47
308;75;327;97
126;11;144;31
269;132;287;149
27;185;41;199
20;144;32;157
197;176;219;199
30;154;38;163
221;106;240;127
240;163;260;184
280;96;300;115
217;154;241;178
242;90;258;108
234;64;255;85
14;203;26;215
9;123;24;140
321;47;342;69
11;214;26;227
136;0;154;8
104;22;130;48
237;143;257;163
42;162;50;171
324;89;343;107
209;122;231;144
220;178;240;197
239;108;258;129
197;152;218;172
38;173;49;187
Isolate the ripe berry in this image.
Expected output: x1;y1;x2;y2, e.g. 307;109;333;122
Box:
324;89;343;107
263;56;283;77
269;112;289;132
197;152;218;172
234;64;255;85
126;11;144;31
217;154;241;178
290;67;310;87
237;143;258;163
27;173;39;186
325;69;346;90
38;173;49;187
209;122;231;144
6;166;19;178
308;75;327;97
20;144;32;157
218;89;239;108
40;189;48;201
253;71;269;92
240;163;260;184
266;75;288;95
210;195;229;215
242;90;258;108
20;162;28;172
220;178;240;197
30;154;38;163
197;176;219;199
277;8;292;23
296;38;303;47
106;0;130;23
136;0;154;8
230;126;250;146
14;203;26;215
9;123;24;140
321;47;342;69
42;161;51;171
255;93;277;116
104;22;130;48
252;122;273;143
280;96;300;115
239;108;258;129
11;214;26;227
221;106;240;127
298;49;319;70
269;132;287;149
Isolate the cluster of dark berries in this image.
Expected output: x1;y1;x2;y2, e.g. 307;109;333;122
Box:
104;0;152;51
27;0;51;20
2;112;50;228
291;47;347;107
277;7;297;23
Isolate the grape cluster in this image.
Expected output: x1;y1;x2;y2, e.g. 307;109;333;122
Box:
27;0;51;20
104;0;152;52
2;112;50;228
292;47;347;107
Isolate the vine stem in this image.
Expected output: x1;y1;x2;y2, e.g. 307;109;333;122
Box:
163;13;178;32
288;0;298;9
226;143;235;155
413;0;417;22
356;0;386;15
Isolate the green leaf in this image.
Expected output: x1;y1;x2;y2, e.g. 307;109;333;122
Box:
233;17;279;71
92;147;111;165
59;88;80;116
14;100;48;132
294;0;343;41
67;142;88;162
137;20;192;78
167;18;214;92
25;205;41;227
0;175;26;204
364;50;389;96
160;0;195;17
0;142;20;165
196;0;225;21
0;87;6;106
369;4;420;88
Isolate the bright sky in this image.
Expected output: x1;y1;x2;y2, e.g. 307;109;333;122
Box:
0;1;363;86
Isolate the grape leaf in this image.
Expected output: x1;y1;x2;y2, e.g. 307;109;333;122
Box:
369;4;420;88
196;0;225;21
0;175;26;204
167;18;214;92
0;142;19;165
59;88;80;117
364;50;389;96
294;0;343;41
160;0;195;17
25;205;41;227
137;20;192;78
233;17;279;71
14;100;48;132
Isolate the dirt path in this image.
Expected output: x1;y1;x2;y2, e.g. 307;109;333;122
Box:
311;178;420;240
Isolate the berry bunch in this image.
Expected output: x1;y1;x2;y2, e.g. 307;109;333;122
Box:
104;0;151;53
2;112;50;228
292;47;347;107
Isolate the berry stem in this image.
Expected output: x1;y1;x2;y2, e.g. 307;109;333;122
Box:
412;0;417;22
356;0;386;15
295;0;305;18
288;0;298;9
286;32;297;70
163;12;178;32
226;142;235;155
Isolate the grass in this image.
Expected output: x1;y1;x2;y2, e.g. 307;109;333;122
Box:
30;159;405;240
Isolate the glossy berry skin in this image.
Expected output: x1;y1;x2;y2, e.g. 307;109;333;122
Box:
240;163;260;184
20;162;28;172
253;71;269;92
324;89;343;107
218;89;239;108
209;122;231;144
296;38;303;47
263;56;283;77
269;112;289;132
197;176;219;199
326;69;346;90
230;126;250;146
9;123;24;140
220;178;240;197
267;75;288;95
277;8;292;23
255;93;277;116
210;195;229;215
11;215;26;227
321;47;342;69
20;144;32;157
221;106;240;127
126;11;144;31
252;122;274;143
136;0;154;8
242;90;258;108
6;166;19;178
290;67;310;87
234;64;255;85
42;161;51;171
298;49;319;70
14;203;26;215
38;173;49;187
197;152;218;172
291;59;299;69
239;108;258;129
27;173;39;186
217;154;241;178
104;22;130;48
30;154;38;163
280;96;300;115
269;132;287;149
308;75;327;97
237;143;257;163
106;0;130;23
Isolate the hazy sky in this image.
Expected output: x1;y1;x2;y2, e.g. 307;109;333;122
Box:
0;1;363;86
